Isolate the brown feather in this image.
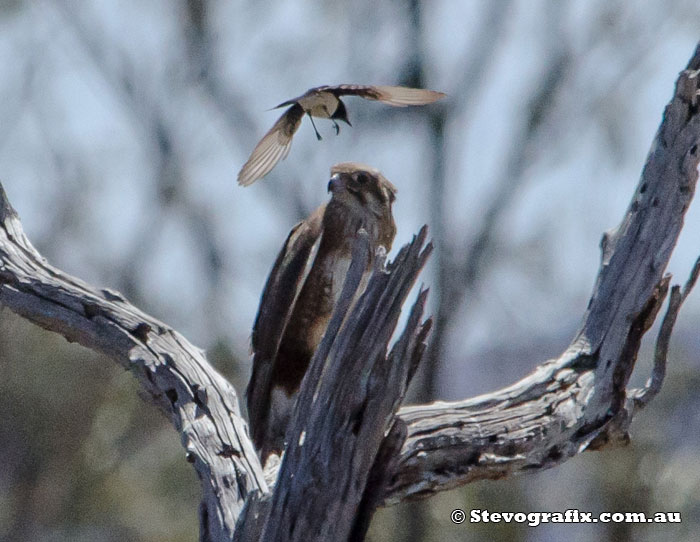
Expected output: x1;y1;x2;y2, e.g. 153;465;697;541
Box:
246;205;324;452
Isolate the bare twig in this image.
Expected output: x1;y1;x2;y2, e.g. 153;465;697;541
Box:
632;255;700;410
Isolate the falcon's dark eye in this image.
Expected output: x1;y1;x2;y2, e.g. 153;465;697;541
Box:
346;179;361;195
355;173;369;184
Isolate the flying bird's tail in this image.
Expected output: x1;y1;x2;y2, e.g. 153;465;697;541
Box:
270;99;296;110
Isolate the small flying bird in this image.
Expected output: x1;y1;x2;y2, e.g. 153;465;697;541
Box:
237;85;445;186
246;162;397;463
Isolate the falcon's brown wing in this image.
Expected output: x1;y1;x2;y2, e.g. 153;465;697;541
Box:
322;84;446;107
246;205;325;452
237;103;304;186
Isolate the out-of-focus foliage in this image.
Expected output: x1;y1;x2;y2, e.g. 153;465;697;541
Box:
0;1;699;541
0;311;201;541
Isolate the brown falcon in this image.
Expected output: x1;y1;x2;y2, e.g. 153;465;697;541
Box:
237;84;445;186
246;162;397;462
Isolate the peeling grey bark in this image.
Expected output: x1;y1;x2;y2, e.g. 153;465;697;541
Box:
0;183;267;541
374;45;700;506
256;230;432;542
1;42;699;542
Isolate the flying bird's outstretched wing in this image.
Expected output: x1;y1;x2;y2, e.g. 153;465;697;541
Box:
238;85;445;186
246;205;324;453
237;103;305;186
323;84;446;107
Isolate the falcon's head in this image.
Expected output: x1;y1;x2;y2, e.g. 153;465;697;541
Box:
326;162;397;250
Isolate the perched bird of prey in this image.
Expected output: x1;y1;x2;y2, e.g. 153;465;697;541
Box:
246;162;397;462
237;85;445;186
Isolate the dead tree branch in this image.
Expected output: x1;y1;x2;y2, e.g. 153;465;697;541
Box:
0;180;433;541
256;230;432;542
0;40;699;542
0;181;266;540
375;44;700;505
258;43;700;510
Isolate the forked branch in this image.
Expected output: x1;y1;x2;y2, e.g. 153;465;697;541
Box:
1;42;699;542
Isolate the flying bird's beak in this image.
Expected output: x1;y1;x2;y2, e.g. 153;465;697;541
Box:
328;174;341;193
331;101;352;127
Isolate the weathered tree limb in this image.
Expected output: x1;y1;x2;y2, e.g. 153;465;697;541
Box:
0;176;435;542
252;42;700;509
371;44;700;505
1;40;699;542
241;38;700;531
254;230;432;542
0;183;267;541
231;229;433;542
255;44;700;510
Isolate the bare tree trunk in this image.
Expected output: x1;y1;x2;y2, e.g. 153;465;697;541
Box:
0;41;698;542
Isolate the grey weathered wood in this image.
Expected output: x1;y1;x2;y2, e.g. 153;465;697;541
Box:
0;41;698;542
254;228;432;542
233;229;433;542
0;183;267;541
372;44;700;505
257;43;700;511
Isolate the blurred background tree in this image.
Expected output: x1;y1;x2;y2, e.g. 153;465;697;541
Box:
0;1;699;541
